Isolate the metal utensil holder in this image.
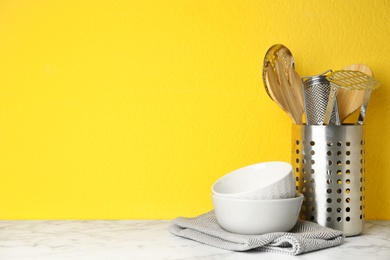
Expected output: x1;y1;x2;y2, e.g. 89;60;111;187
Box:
291;125;365;236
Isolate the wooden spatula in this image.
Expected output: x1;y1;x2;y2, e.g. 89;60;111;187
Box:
265;61;303;124
336;64;373;123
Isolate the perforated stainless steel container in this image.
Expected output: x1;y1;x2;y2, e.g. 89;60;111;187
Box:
291;125;365;236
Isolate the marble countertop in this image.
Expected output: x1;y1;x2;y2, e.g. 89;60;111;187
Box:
0;220;389;259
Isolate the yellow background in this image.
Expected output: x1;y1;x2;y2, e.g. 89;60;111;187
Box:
0;0;389;220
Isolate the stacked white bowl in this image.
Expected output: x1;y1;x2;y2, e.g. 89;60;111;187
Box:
211;161;303;235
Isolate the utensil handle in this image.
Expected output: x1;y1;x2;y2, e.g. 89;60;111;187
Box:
356;90;372;125
302;81;308;125
323;85;339;125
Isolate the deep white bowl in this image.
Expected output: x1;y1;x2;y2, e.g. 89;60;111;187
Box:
212;193;303;235
212;161;295;200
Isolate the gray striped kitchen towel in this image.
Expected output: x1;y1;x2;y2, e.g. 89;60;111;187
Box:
170;211;344;255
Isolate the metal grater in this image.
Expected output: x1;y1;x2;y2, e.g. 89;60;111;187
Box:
302;73;340;125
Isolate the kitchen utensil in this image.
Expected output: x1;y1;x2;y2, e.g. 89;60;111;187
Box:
325;70;381;125
322;80;339;125
265;65;293;121
326;70;379;90
262;44;295;101
337;64;373;123
288;66;305;123
302;71;340;125
262;44;304;124
212;193;303;235
356;90;372;125
265;61;304;124
212;161;295;200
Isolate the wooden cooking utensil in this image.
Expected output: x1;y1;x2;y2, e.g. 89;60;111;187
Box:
262;44;304;124
265;61;303;124
337;64;373;123
262;44;295;101
288;66;305;124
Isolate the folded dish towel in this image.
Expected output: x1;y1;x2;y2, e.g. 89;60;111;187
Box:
170;211;344;255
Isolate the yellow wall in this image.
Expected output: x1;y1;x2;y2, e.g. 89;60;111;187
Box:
0;0;389;220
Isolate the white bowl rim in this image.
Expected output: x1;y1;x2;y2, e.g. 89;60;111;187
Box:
211;161;293;196
212;192;303;202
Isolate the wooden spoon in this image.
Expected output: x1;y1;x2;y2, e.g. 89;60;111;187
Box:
337;64;373;123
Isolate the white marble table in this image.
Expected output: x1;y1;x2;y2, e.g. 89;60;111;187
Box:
0;220;389;259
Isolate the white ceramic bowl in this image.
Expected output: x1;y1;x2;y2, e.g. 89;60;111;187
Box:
212;193;303;235
212;161;295;200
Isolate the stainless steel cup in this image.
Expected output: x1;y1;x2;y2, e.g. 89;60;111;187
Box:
291;125;365;236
